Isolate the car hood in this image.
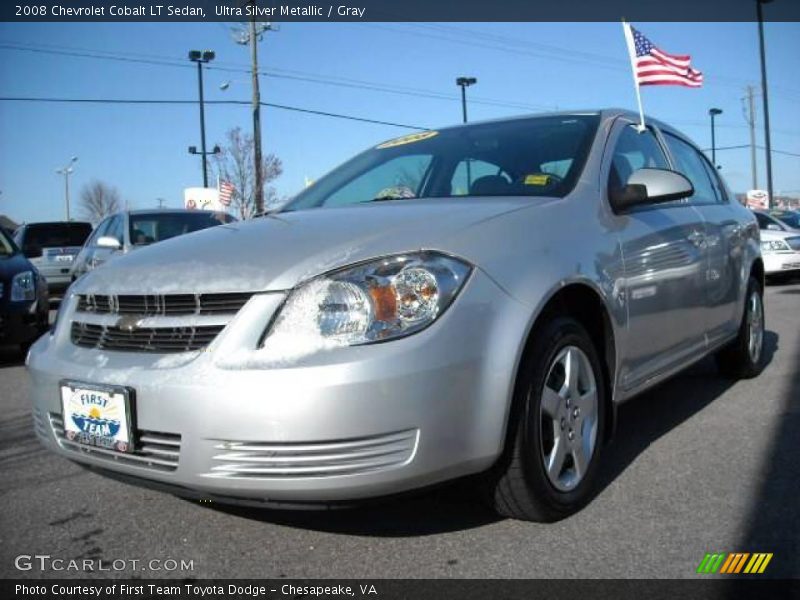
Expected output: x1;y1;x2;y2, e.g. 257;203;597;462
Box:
73;198;537;294
760;229;799;241
0;251;34;280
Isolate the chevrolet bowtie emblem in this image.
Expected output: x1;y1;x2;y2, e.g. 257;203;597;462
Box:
116;316;143;332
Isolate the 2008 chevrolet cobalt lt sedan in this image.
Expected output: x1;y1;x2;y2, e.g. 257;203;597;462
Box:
28;110;765;521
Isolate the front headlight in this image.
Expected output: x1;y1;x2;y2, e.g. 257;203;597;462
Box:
262;252;472;355
761;240;790;252
11;270;36;302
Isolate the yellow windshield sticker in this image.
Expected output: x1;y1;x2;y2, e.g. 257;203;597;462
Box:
524;174;551;186
377;131;438;149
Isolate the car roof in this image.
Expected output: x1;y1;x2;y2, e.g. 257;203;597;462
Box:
421;108;700;150
116;209;225;216
21;221;92;227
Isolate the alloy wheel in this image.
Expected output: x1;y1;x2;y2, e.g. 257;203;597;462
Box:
539;346;599;492
747;290;764;365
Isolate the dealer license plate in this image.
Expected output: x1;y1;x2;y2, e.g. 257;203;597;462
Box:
60;381;134;453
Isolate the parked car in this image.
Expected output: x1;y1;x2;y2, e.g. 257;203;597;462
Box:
769;209;800;231
752;209;800;234
760;229;800;279
29;110;764;522
70;209;237;280
13;221;93;296
1;227;49;351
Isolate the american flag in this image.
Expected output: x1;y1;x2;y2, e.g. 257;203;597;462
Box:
629;26;703;88
219;180;235;206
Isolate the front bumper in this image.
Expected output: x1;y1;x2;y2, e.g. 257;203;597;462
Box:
37;266;74;294
763;251;800;275
27;270;528;503
1;299;48;346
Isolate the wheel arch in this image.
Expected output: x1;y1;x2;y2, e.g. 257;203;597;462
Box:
505;281;620;452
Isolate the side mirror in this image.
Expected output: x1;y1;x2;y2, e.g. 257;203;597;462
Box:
766;224;782;231
96;236;122;250
610;168;694;212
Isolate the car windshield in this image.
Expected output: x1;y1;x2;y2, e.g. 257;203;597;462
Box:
23;222;92;248
129;212;236;245
773;212;800;229
283;115;600;212
0;229;17;257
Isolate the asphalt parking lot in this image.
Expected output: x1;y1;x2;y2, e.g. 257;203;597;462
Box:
0;279;798;580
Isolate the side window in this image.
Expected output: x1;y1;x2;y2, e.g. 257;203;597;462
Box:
87;218;109;246
701;160;728;203
450;159;510;196
608;125;669;197
662;133;719;205
107;215;124;243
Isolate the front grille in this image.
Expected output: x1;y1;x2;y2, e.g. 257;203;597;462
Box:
49;413;181;472
71;321;224;353
77;292;253;316
786;237;800;252
206;429;419;479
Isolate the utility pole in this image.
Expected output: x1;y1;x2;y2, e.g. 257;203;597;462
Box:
744;85;758;190
233;13;275;217
756;0;774;209
250;15;264;216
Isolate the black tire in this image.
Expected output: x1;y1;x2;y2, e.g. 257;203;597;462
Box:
485;317;607;522
716;276;765;379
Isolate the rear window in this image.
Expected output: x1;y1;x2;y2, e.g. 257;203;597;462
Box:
129;212;235;245
22;222;93;250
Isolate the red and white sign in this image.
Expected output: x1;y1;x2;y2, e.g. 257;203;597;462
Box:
746;190;769;210
184;187;224;212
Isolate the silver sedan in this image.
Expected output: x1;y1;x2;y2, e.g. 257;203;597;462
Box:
27;109;765;521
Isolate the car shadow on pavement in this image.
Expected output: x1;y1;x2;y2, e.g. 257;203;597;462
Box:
725;333;800;583
594;330;778;496
202;331;779;537
205;477;502;536
0;346;26;368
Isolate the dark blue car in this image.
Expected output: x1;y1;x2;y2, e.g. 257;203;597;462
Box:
0;227;49;352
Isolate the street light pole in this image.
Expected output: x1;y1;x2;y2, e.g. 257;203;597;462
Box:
455;77;477;123
188;49;216;188
756;0;774;208
56;156;78;221
709;108;722;167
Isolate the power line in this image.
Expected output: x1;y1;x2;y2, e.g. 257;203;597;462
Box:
4;94;797;157
0;96;429;130
0;41;550;112
365;23;800;100
701;143;800;158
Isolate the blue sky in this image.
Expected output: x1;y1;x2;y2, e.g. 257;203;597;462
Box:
0;21;798;224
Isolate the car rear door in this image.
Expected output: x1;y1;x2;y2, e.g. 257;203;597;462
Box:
605;119;709;393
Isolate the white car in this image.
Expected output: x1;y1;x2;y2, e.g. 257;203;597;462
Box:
760;229;800;277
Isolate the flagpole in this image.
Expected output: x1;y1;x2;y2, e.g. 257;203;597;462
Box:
622;20;646;131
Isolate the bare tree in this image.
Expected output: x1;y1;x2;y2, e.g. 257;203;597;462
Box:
80;180;121;223
211;127;283;219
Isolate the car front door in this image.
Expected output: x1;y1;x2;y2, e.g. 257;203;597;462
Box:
605;119;709;393
661;132;745;348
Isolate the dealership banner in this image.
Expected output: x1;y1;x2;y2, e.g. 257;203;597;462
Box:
4;579;800;600
4;0;800;22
